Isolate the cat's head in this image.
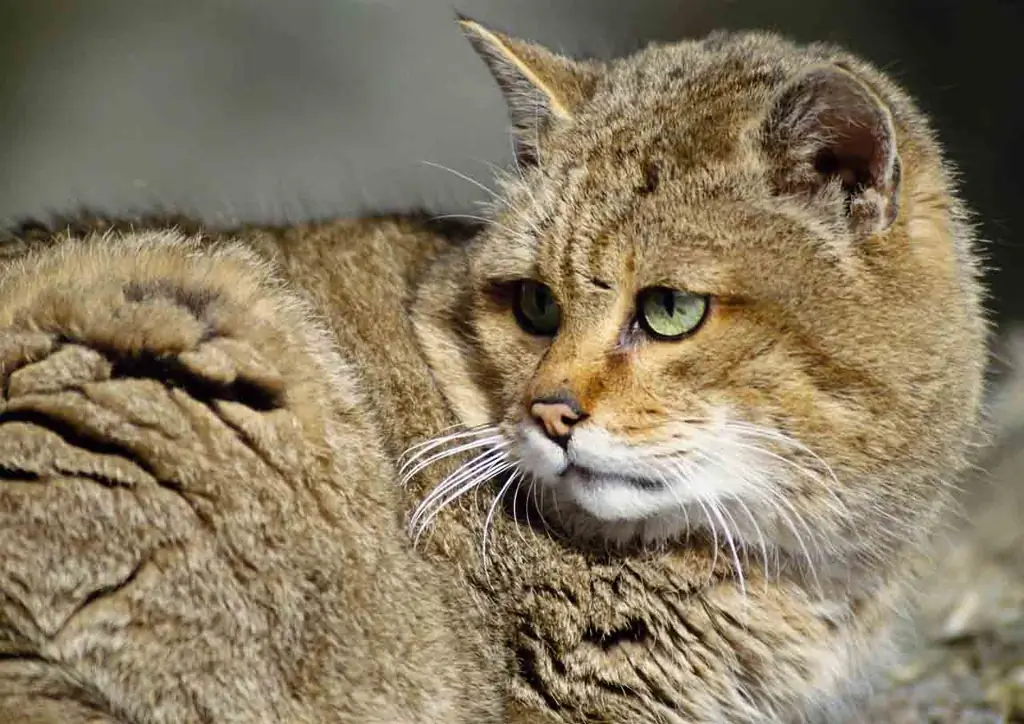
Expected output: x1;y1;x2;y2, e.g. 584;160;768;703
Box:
413;20;987;563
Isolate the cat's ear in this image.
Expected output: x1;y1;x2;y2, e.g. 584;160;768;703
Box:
457;15;602;165
763;65;902;235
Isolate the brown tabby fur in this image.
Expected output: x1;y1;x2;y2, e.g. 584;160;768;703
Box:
0;17;987;724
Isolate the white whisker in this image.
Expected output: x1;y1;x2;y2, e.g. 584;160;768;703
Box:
509;471;530;545
640;458;692;541
725;422;843;496
533;98;543;170
400;424;492;463
710;498;746;598
729;493;772;586
755;484;824;591
529;476;557;540
400;435;507;486
411;458;516;542
482;471;520;574
409;448;509;533
507;131;526;180
419;160;500;201
694;497;721;586
658;454;747;596
715;435;849;524
411;447;506;515
399;426;499;472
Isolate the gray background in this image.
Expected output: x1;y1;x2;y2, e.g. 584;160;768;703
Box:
1;0;1021;324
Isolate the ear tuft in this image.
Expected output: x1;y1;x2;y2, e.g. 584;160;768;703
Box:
763;65;902;235
457;15;602;166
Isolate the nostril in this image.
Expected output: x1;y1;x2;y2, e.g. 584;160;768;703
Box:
562;411;588;427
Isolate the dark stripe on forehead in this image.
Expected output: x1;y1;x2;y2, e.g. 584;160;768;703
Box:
559;220;576;293
588;233;615;288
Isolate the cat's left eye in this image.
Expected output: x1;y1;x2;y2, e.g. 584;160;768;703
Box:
637;287;709;340
514;280;560;336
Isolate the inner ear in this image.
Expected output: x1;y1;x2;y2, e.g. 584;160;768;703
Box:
764;65;902;234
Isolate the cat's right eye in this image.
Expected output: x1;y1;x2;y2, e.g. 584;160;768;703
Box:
637;287;709;341
513;280;560;336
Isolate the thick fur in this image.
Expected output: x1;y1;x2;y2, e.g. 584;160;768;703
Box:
0;225;503;723
0;23;987;724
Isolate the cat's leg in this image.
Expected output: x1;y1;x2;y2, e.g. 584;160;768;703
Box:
0;231;501;724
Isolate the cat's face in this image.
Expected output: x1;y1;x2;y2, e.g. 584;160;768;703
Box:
425;24;986;559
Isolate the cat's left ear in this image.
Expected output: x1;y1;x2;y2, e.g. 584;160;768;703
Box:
762;64;902;236
458;15;603;166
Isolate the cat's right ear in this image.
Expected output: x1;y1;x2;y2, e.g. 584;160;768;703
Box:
762;64;902;237
457;14;603;166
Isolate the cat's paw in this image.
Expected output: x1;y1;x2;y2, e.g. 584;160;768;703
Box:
1;230;356;432
0;231;368;721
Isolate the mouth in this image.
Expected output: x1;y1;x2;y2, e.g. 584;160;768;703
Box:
559;463;660;491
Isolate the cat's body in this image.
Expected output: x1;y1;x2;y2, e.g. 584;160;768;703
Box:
0;20;987;724
0;218;506;724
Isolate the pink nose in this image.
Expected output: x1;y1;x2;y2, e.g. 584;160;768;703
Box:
530;399;585;448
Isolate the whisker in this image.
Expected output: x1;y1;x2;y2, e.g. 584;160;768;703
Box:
755;484;824;591
509;470;530;545
533;98;543;170
690;443;823;590
696;444;815;569
479;158;515;185
400;423;491;459
411;447;505;512
729;493;772;587
507;131;526;180
413;476;497;544
641;459;692;541
400;435;507;486
411;457;516;542
709;498;746;599
482;471;520;574
399;425;498;469
694;497;721;586
409;447;509;531
529;477;557;541
655;454;745;595
409;449;506;532
725;422;843;490
419;160;500;201
715;436;848;520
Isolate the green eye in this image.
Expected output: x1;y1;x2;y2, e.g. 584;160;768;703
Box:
638;287;709;340
514;280;560;336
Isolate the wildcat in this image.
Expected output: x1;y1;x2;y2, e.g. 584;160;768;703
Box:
0;14;987;724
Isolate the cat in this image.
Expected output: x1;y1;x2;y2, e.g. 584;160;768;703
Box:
0;14;988;724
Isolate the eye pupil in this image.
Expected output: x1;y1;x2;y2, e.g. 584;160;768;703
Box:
663;290;675;317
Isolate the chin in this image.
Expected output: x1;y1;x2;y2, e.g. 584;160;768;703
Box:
549;471;703;546
534;474;698;546
558;469;682;521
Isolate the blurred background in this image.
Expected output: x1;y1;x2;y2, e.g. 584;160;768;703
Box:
1;2;1023;719
0;0;1022;326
